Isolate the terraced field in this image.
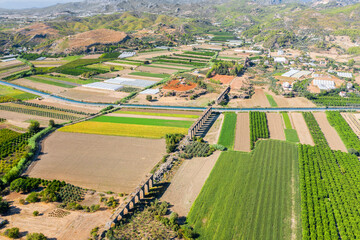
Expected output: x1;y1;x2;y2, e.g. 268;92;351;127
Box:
188;140;301;240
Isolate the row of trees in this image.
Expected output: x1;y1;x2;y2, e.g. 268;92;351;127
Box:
249;112;269;149
206;60;244;78
301;111;360;239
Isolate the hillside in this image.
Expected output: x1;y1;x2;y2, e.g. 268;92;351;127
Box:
50;29;128;53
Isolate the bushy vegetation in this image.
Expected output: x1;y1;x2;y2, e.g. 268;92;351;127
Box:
183;141;214;158
250;111;269;149
188;140;300;240
99;52;120;59
206;61;244;77
54;59;109;76
326;111;360;153
26;232;48;240
302;112;328;148
165;133;184;153
217;112;237;150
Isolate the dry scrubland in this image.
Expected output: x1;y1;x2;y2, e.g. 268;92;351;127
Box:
27;131;166;193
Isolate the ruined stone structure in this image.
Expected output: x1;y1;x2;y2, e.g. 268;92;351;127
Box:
216;86;230;105
188;106;213;139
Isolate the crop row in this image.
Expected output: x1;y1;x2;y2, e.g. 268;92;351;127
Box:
0;105;80;120
14;101;89;115
173;54;211;60
152;59;206;67
312;96;360;106
183;51;216;56
326;111;360;152
156;56;208;63
183;142;214;158
0;132;35;160
249;112;269;149
299;144;360;239
0;129;21;145
302;112;328;148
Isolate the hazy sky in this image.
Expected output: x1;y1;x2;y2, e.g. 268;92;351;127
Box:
0;0;80;9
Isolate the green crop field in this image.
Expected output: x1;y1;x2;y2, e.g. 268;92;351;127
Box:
128;72;170;79
217;112;237;149
188;140;301;240
266;94;278;107
86;63;124;72
0;85;38;100
35;75;97;84
114;110;199;119
282;112;292;129
63;55;84;61
89;116;193;128
285;129;299;143
25;77;75;88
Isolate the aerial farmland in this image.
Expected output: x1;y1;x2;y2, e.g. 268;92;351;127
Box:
1;34;360;240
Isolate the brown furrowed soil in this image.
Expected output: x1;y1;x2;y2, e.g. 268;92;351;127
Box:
267;113;286;140
59;87;128;103
13;78;67;94
234;112;250;152
27;132;166;193
161;151;220;217
290;112;314;145
313;112;347;151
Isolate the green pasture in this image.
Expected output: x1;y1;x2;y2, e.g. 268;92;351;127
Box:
89;115;193;128
217;112;237;149
114;110;199;119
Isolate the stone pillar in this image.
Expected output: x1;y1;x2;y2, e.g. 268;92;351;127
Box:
145;183;149;195
149;177;153;188
140;188;144;199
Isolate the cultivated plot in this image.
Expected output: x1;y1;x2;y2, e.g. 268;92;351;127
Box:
313;112;347;152
290;112;314;145
27;132;166;193
234;112;250;152
267;113;285;140
188;140;301;240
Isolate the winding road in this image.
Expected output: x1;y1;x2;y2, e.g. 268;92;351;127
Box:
1;80;359;112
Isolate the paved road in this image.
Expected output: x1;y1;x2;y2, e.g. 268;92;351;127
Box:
1;80;360;112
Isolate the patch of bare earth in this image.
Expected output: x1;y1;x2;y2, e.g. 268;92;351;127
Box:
313;112;347;151
59;87;129;103
3;192;112;240
13;78;67;94
229;88;270;108
267;113;285;140
234;113;250;152
290;113;314;145
203;114;223;145
161;151;220;217
27;132;166;193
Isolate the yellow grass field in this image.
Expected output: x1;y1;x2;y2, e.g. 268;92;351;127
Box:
59;121;188;138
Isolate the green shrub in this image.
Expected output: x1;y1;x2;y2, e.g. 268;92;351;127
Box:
5;227;20;239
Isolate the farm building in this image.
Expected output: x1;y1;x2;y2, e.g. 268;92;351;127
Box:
105;77;156;88
337;72;353;78
118;52;136;59
83;82;123;91
312;80;335;91
274;57;288;64
140;89;160;95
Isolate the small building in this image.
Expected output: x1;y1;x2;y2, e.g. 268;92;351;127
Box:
277;49;284;55
274;57;288;64
339;91;347;97
347;82;353;89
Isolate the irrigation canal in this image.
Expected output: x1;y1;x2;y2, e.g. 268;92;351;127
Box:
1;80;360;112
